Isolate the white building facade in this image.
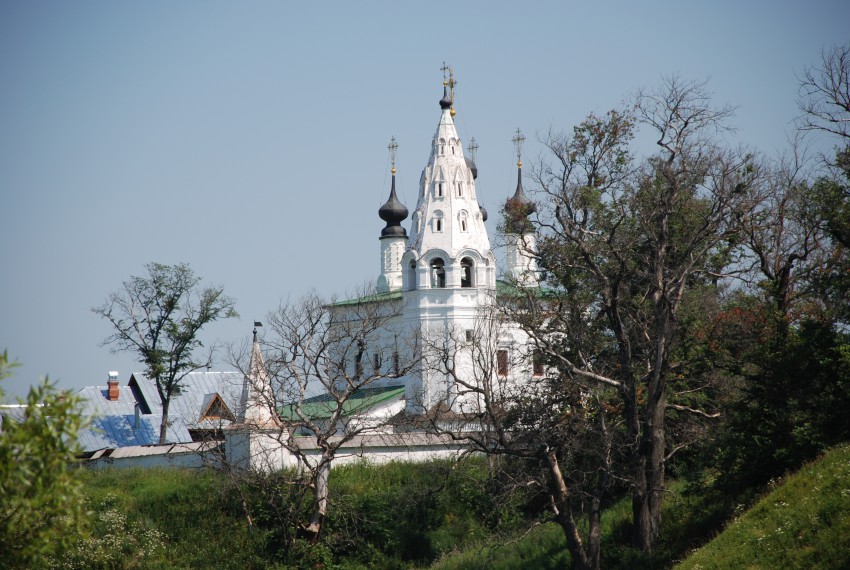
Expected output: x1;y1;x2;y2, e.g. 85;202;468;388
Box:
227;77;543;471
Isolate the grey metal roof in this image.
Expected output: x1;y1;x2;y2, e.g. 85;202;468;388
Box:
0;405;34;425
75;384;190;451
77;413;190;452
130;371;244;431
78;385;138;417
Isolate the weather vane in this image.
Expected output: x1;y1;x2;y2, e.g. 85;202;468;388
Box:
467;137;478;162
388;136;398;174
512;128;526;167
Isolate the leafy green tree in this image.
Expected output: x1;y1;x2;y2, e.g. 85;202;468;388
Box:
93;262;237;443
527;77;758;553
0;351;90;568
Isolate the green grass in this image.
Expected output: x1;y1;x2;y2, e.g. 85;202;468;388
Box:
676;443;850;570
62;467;276;570
426;524;569;570
50;446;850;569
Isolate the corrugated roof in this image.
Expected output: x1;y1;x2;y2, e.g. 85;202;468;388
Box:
77;413;190;452
74;385;187;451
130;371;243;430
78;385;138;417
281;385;405;420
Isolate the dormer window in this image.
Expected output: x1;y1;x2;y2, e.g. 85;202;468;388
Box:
431;258;446;288
457;182;463;196
200;393;235;422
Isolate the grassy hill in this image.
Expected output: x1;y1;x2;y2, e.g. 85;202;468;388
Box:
675;443;850;570
40;445;850;569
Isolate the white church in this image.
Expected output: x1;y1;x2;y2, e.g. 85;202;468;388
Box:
225;72;544;471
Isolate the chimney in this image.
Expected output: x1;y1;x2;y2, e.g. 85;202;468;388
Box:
107;371;120;401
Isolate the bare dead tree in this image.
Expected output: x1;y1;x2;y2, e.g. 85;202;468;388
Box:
798;43;850;143
419;300;616;570
238;288;421;543
734;142;827;328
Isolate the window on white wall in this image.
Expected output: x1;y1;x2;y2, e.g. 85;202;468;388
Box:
497;350;509;377
461;257;474;288
431;258;446;288
434;211;444;232
408;260;417;290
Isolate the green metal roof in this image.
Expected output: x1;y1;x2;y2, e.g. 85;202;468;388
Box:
280;385;406;421
495;279;555;298
331;290;403;307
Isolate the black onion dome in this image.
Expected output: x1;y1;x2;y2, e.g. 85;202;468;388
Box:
478;202;488;222
465;157;478;180
379;174;409;238
504;166;536;234
439;85;453;110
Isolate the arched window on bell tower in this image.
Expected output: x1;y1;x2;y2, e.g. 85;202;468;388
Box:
430;258;446;288
433;210;444;233
461;257;474;288
408;260;417;290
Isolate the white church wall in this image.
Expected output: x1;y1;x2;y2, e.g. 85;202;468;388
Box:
225;429;470;473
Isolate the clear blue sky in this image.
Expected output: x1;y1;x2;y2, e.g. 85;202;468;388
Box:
1;1;848;399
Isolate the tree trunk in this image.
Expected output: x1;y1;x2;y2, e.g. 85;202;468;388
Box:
158;397;170;444
632;463;652;552
647;387;666;543
544;449;597;570
304;459;331;544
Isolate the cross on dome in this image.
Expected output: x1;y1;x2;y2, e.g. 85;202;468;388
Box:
388;136;398;174
512;128;526;168
467;137;478;163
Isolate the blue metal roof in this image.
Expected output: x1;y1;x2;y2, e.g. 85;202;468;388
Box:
77;413;190;452
75;384;190;451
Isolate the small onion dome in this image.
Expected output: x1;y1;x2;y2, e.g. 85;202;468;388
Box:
478;202;488;222
504;165;536;234
439;85;453;110
465;157;478;180
379;173;409;238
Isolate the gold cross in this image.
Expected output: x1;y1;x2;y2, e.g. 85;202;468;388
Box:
512;128;526;167
388;136;398;174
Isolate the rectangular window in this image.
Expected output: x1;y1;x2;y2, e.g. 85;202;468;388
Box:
497;350;509;377
533;351;545;377
374;353;381;370
465;330;474;342
393;351;400;375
